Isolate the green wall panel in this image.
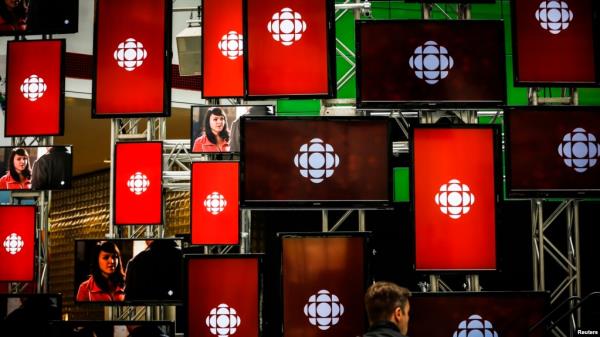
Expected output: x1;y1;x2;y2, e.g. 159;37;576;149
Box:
393;167;410;202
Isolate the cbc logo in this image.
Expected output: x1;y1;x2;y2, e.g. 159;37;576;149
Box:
3;233;24;255
409;41;454;85
453;314;499;337
435;179;475;220
535;1;574;35
267;8;307;46
204;192;227;215
127;172;150;195
20;75;47;102
205;303;241;337
558;128;600;173
114;38;148;71
218;31;244;60
293;138;340;184
303;290;345;331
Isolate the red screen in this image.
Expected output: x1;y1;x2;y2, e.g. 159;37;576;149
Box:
203;0;244;97
0;206;35;282
413;128;497;271
245;0;333;97
512;0;597;85
282;236;365;337
93;0;169;117
506;107;600;196
191;162;239;245
187;257;259;337
241;118;390;207
357;20;505;106
6;40;64;137
114;142;163;225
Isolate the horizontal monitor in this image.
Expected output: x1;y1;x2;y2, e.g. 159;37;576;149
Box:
0;146;72;191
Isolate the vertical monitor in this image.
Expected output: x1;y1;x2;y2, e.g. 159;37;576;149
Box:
411;126;499;271
0;206;36;282
5;39;65;137
281;233;367;337
186;255;261;337
92;0;171;117
356;20;506;107
244;0;335;98
114;142;163;225
505;106;600;197
241;117;392;208
511;0;599;86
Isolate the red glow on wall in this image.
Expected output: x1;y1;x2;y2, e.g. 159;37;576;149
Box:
114;142;163;225
191;162;239;245
412;128;498;271
6;40;64;137
0;206;36;282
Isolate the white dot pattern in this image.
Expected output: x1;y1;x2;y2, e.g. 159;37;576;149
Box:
204;192;227;215
557;127;600;173
205;303;241;337
113;38;148;71
535;1;574;34
409;41;454;85
303;290;345;331
20;74;47;102
293;138;340;184
267;8;307;46
435;179;475;220
127;172;150;195
453;314;499;337
3;233;24;255
218;31;244;60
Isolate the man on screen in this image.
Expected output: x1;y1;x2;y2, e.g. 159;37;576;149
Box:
363;281;411;337
31;146;72;190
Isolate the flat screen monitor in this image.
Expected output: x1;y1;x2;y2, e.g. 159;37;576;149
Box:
356;20;506;107
0;205;36;282
5;39;65;137
191;105;275;153
411;126;500;271
186;254;261;337
511;0;599;86
74;239;183;305
409;292;549;337
0;146;72;191
280;232;368;337
241;117;392;208
0;0;78;36
244;0;336;98
505;106;600;197
49;321;175;337
0;294;62;337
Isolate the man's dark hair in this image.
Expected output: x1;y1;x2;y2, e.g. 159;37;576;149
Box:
364;281;411;324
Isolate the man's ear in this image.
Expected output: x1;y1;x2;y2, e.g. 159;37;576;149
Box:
394;306;405;320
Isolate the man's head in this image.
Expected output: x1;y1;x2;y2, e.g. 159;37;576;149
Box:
364;281;411;335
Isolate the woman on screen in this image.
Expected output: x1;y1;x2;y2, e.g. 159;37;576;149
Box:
0;0;28;31
0;147;32;189
76;241;126;302
192;107;230;152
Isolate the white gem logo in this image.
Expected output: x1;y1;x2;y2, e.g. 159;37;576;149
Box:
435;179;475;220
558;128;600;173
205;303;241;337
20;75;47;101
293;138;340;184
127;172;150;195
267;8;307;46
453;314;499;337
409;41;454;85
303;290;345;331
535;1;574;34
218;31;244;60
113;38;148;71
204;192;227;215
3;233;24;255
